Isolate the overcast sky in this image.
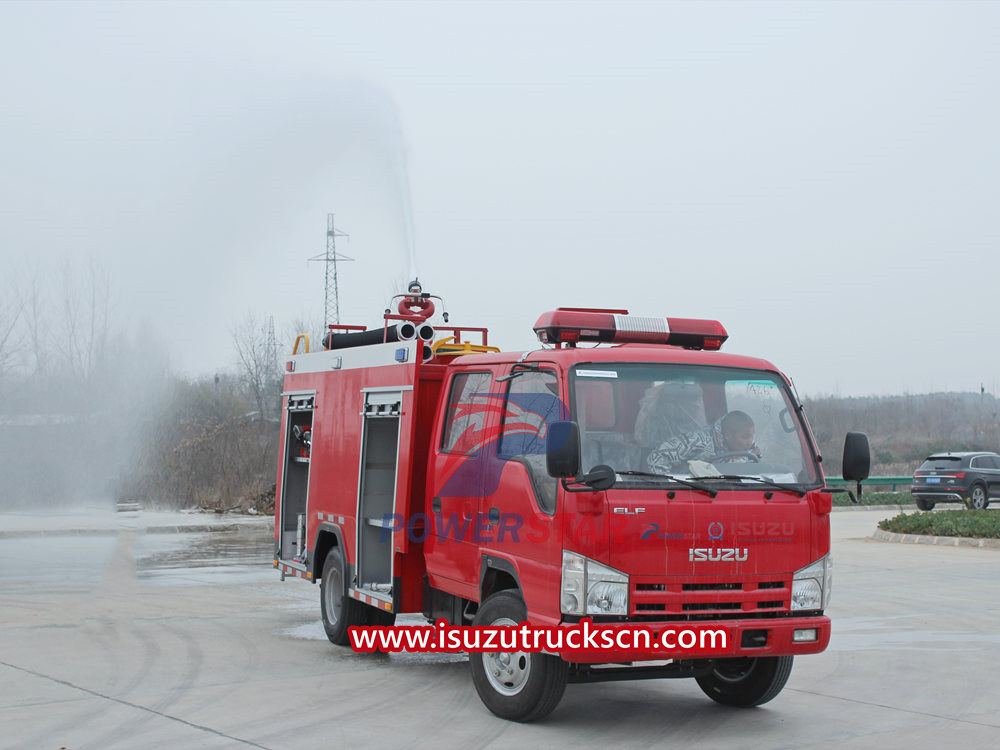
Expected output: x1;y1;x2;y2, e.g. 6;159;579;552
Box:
2;1;998;398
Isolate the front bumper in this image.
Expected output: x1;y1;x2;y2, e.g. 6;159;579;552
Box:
558;615;830;664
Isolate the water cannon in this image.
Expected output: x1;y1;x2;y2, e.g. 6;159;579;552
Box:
384;279;449;324
317;280;445;361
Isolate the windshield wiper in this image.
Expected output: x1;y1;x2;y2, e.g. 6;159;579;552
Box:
703;474;808;497
615;471;718;498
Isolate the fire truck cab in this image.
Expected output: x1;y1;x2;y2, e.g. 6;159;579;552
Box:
274;289;870;722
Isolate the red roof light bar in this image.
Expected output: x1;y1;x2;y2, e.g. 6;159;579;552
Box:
533;308;728;350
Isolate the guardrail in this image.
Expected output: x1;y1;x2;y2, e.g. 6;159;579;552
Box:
825;476;912;491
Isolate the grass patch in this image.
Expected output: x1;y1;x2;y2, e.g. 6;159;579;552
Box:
878;510;1000;538
831;491;911;507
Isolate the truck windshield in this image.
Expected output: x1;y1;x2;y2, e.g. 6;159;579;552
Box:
570;363;821;489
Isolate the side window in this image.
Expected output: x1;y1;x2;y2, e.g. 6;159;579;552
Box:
971;457;983;470
441;372;493;455
498;370;561;513
989;456;1000;470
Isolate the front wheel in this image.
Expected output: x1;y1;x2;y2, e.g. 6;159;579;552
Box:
469;591;568;722
695;656;793;707
915;497;935;511
967;484;989;510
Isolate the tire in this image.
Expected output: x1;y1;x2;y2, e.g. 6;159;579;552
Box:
695;656;794;707
469;591;569;722
915;497;935;511
968;484;989;511
368;607;397;627
320;548;367;645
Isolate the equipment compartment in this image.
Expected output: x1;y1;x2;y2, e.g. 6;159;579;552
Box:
279;393;314;562
356;391;402;592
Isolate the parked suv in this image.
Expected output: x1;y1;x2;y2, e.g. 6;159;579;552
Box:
910;451;1000;510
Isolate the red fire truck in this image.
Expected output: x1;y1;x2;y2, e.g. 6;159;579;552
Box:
274;283;870;721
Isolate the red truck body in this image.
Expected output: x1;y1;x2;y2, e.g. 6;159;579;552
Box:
274;296;854;720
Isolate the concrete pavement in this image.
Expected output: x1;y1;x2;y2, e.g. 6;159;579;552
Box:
0;508;998;749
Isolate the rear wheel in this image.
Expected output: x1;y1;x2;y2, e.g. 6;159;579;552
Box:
469;591;568;722
695;656;793;707
368;607;396;627
915;497;935;511
968;484;989;510
320;548;367;645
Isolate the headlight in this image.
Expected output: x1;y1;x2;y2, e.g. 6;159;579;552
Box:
561;551;629;616
791;555;832;611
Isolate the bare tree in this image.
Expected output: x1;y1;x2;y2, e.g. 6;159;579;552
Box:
0;288;21;376
122;374;277;511
59;259;111;379
284;314;325;355
17;268;47;375
230;311;280;420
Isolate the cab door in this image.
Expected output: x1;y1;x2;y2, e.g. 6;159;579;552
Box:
425;370;496;599
479;365;565;621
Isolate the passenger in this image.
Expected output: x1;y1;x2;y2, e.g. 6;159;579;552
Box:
646;410;761;473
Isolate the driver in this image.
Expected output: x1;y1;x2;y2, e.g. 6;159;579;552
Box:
646;410;761;473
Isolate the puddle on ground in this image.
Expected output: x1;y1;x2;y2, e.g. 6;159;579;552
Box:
0;535;119;593
134;529;274;586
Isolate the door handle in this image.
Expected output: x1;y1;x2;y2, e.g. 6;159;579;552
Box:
432;496;442;513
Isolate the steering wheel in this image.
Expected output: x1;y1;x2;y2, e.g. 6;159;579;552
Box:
711;451;760;463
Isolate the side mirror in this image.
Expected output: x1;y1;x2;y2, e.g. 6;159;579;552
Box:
842;432;871;481
547;421;581;478
580;464;616;491
842;431;870;500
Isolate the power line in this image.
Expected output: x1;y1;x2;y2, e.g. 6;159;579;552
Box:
308;213;354;325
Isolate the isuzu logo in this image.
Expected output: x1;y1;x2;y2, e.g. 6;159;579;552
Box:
688;548;749;562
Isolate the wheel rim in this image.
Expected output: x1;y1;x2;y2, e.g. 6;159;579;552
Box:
713;658;757;683
481;616;530;696
324;565;343;626
972;487;986;509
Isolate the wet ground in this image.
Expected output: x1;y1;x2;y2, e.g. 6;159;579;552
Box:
134;529;275;587
0;510;998;749
0;512;275;593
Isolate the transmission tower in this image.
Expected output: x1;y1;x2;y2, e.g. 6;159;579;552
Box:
265;316;277;374
308;213;354;325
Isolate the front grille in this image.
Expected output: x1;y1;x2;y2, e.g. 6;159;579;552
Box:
683;602;742;611
683;582;742;591
631;577;790;616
